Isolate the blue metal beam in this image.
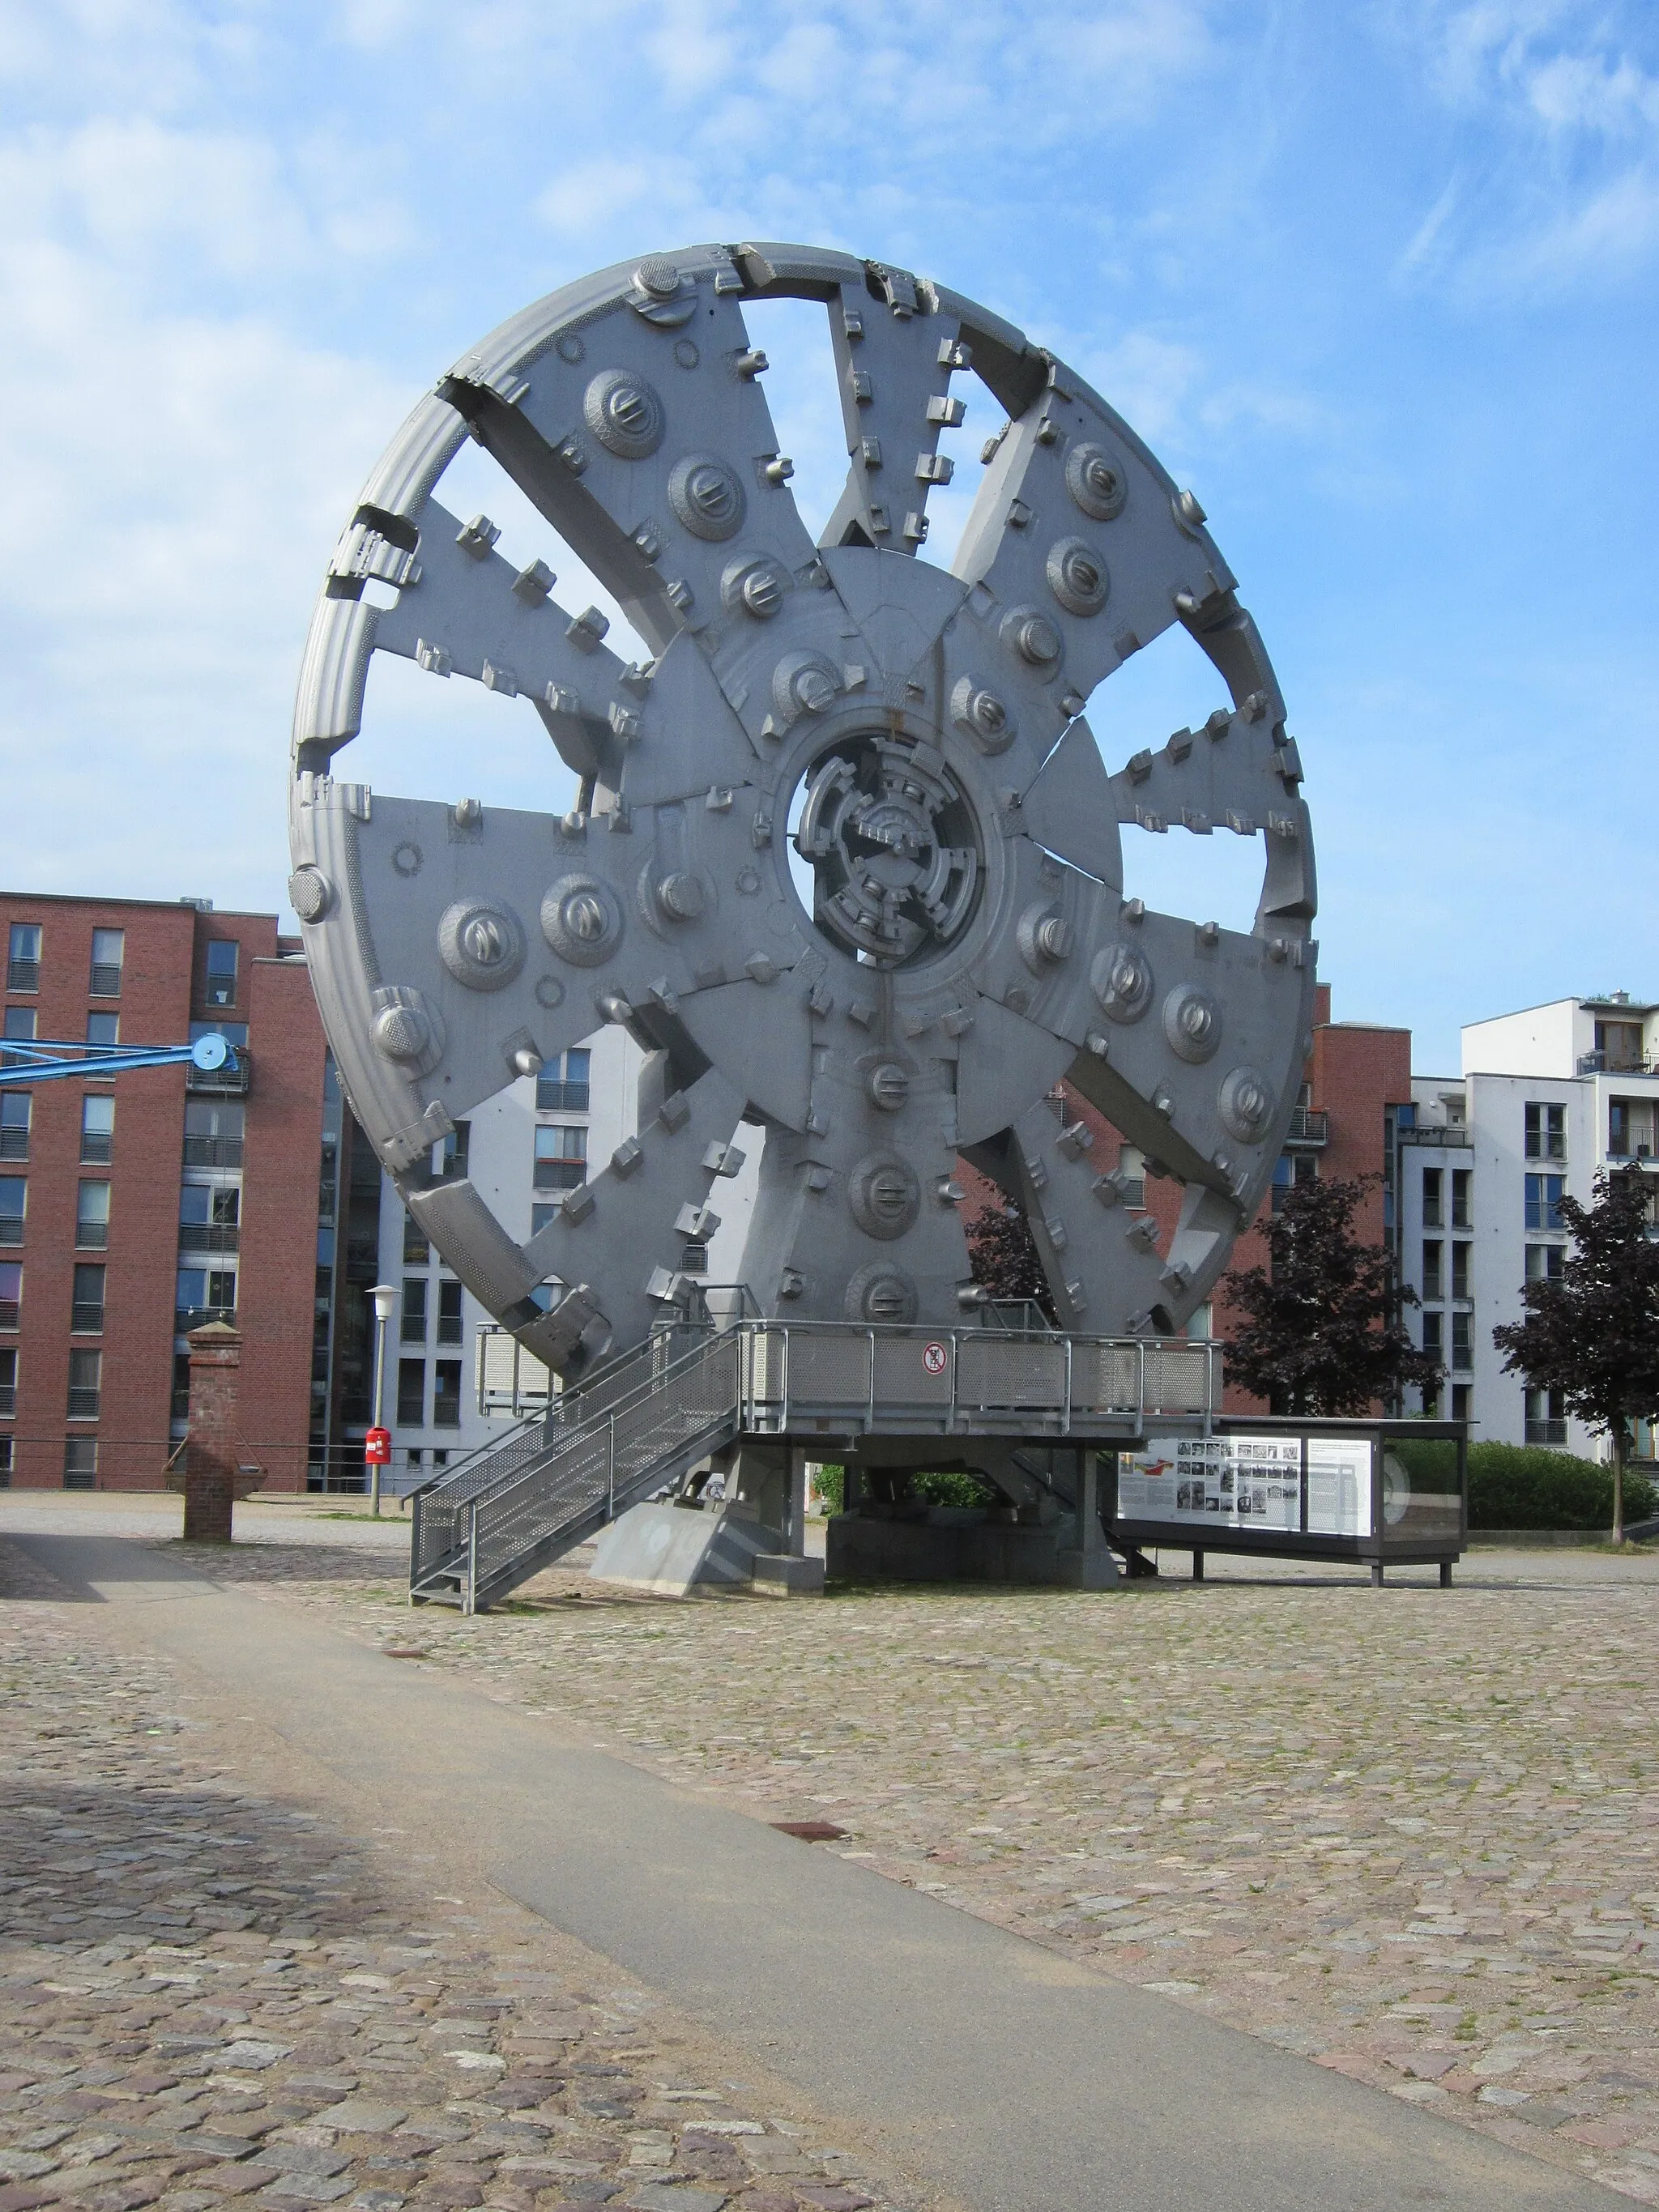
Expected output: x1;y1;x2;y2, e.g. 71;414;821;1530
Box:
0;1037;239;1084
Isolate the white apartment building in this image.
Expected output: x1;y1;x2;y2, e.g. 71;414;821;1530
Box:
1394;994;1659;1460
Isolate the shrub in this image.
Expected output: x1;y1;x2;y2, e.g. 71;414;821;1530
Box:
1393;1439;1657;1529
808;1464;997;1512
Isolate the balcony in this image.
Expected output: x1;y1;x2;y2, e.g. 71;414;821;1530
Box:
1400;1123;1473;1148
532;1158;587;1191
70;1302;104;1333
178;1222;240;1254
1282;1107;1328;1147
6;959;38;993
1580;1052;1655;1076
88;964;123;998
182;1135;243;1168
79;1133;113;1165
1526;1418;1567;1447
0;1128;27;1161
187;1050;250;1097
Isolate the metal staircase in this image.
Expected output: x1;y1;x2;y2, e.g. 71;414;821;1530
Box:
409;1327;745;1613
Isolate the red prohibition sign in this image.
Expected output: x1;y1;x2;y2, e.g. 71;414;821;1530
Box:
922;1340;949;1376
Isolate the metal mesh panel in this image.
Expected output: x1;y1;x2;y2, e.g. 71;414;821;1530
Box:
1145;1345;1212;1413
957;1337;1067;1412
773;1331;875;1412
1077;1344;1141;1413
874;1332;953;1405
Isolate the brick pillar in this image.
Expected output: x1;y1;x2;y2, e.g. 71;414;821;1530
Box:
184;1322;242;1543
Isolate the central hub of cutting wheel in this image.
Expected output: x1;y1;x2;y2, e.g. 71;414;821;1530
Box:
794;733;983;967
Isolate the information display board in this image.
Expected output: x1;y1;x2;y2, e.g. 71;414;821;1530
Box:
1117;1434;1375;1538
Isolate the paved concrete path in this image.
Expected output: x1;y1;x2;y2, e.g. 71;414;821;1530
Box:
14;1528;1628;2212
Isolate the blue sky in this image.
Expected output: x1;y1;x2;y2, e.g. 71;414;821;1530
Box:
2;0;1655;1071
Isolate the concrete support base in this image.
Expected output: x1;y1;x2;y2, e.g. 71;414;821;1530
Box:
590;1501;798;1598
752;1554;827;1596
827;1510;1120;1588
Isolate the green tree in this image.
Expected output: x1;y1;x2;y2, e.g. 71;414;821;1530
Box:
1222;1173;1442;1417
1492;1168;1659;1545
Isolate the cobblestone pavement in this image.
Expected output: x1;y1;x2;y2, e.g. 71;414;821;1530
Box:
0;1540;951;2212
141;1527;1659;2205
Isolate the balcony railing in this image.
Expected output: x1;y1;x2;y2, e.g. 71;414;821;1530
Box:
0;1217;24;1247
177;1304;237;1332
1283;1107;1328;1146
0;1129;27;1161
0;1383;13;1417
70;1302;104;1333
182;1135;243;1167
187;1051;250;1096
1526;1418;1567;1447
6;959;38;993
532;1158;587;1190
88;964;123;997
535;1080;591;1113
66;1387;100;1418
1400;1123;1473;1148
0;1300;18;1330
1579;1053;1655;1076
178;1222;239;1254
75;1221;108;1249
79;1133;113;1165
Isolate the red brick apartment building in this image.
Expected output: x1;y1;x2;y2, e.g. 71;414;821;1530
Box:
0;893;343;1491
964;986;1414;1413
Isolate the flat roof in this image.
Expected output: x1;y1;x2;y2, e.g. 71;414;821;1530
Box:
1466;996;1659;1024
1;890;278;922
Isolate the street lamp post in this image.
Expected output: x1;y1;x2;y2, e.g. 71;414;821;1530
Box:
368;1283;399;1517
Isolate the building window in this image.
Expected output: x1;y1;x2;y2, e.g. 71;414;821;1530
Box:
0;1093;28;1162
437;1279;463;1345
1525;1102;1566;1162
1451;1242;1471;1301
534;1124;588;1190
433;1122;469;1180
183;1098;241;1167
403;1210;429;1264
396;1357;425;1426
1610;1097;1656;1159
531;1203;560;1236
89;929;125;998
1451;1168;1471;1229
2;1008;36;1068
1117;1144;1147;1208
179;1183;239;1251
433;1359;463;1428
1451;1312;1473;1371
1451;1383;1471;1423
0;1262;19;1328
401;1277;428;1344
1526;1387;1567;1447
1422;1166;1443;1229
67;1347;101;1419
86;1011;118;1049
1525;1174;1565;1233
71;1264;105;1334
172;1352;191;1423
1271;1151;1317;1211
1422;1311;1443;1359
0;1347;14;1417
177;1267;235;1328
6;923;41;994
189;1018;247;1049
1423;1378;1441;1418
1525;1242;1564;1282
536;1047;591;1114
77;1093;115;1164
1421;1239;1443;1301
0;1177;25;1247
0;1436;11;1485
203;940;239;1008
63;1437;98;1490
